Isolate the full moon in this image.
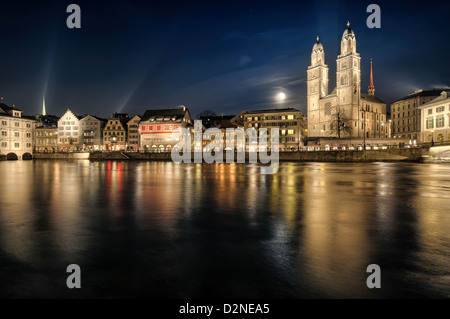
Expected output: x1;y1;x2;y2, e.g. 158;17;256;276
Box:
277;92;286;101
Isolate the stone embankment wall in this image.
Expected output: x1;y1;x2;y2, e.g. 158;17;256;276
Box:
31;148;428;162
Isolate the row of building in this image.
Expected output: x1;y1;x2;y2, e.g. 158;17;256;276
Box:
0;99;309;158
2;86;449;160
1;22;449;159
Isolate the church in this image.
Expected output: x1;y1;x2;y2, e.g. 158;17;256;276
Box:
307;22;388;139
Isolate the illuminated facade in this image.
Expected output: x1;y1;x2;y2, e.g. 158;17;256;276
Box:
103;113;129;151
127;115;141;151
57;109;82;151
244;108;306;151
0;102;34;159
80;115;106;151
391;89;444;141
139;106;192;152
307;22;387;139
35;127;58;152
419;91;450;144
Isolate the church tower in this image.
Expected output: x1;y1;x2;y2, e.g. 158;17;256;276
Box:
307;36;329;136
336;22;361;136
368;59;375;96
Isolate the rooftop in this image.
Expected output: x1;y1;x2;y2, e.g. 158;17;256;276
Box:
140;108;189;123
394;89;449;102
246;108;302;114
361;93;386;104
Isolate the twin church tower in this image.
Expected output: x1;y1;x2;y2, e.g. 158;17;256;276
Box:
307;22;387;139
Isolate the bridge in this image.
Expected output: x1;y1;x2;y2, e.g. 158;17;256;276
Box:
423;145;450;162
0;151;33;161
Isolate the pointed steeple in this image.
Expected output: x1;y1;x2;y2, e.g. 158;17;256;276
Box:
368;59;375;96
42;96;47;116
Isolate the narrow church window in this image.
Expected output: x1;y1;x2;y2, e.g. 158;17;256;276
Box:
325;103;331;115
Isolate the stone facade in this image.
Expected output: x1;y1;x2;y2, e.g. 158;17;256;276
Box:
127;115;141;151
244;108;306;150
80;115;106;151
391;89;444;141
35;127;58;152
0;103;35;159
419;91;450;144
103;113;129;151
307;23;387;139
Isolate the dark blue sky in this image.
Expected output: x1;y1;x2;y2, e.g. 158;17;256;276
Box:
0;0;449;118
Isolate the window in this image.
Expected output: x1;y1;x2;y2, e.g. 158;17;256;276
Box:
1;121;6;125
1;142;7;147
437;106;445;113
1;131;6;136
15;122;19;127
15;132;19;137
428;109;433;115
426;119;434;129
15;143;19;148
287;115;295;120
325;103;331;115
437;117;445;128
341;75;348;86
288;130;295;135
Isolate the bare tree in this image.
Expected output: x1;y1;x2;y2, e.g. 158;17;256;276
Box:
196;109;217;119
329;108;352;139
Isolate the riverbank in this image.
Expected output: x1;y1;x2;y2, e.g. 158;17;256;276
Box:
32;147;429;162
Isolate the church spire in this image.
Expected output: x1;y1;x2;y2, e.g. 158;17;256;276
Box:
368;59;375;96
42;96;46;116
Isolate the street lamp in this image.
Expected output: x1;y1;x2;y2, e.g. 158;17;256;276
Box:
431;129;434;146
112;136;117;151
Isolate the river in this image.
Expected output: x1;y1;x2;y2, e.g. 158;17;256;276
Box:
0;160;449;298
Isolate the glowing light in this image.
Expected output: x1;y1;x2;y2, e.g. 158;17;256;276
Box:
276;92;286;102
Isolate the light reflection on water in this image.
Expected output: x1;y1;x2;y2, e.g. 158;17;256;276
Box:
0;160;449;298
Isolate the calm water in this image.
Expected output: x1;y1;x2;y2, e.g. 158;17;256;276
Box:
0;160;449;298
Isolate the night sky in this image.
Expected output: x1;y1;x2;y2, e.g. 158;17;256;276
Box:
0;0;449;118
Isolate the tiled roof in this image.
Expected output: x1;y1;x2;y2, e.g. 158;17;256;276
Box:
140;108;187;123
393;89;448;103
361;93;385;104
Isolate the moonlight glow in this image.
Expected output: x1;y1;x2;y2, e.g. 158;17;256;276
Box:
276;92;286;102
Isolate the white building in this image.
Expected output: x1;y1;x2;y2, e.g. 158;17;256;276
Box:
0;102;35;160
57;109;82;151
419;91;450;144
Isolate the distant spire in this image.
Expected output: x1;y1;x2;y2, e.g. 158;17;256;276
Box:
42;96;47;116
347;21;350;27
368;58;375;96
316;36;320;42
